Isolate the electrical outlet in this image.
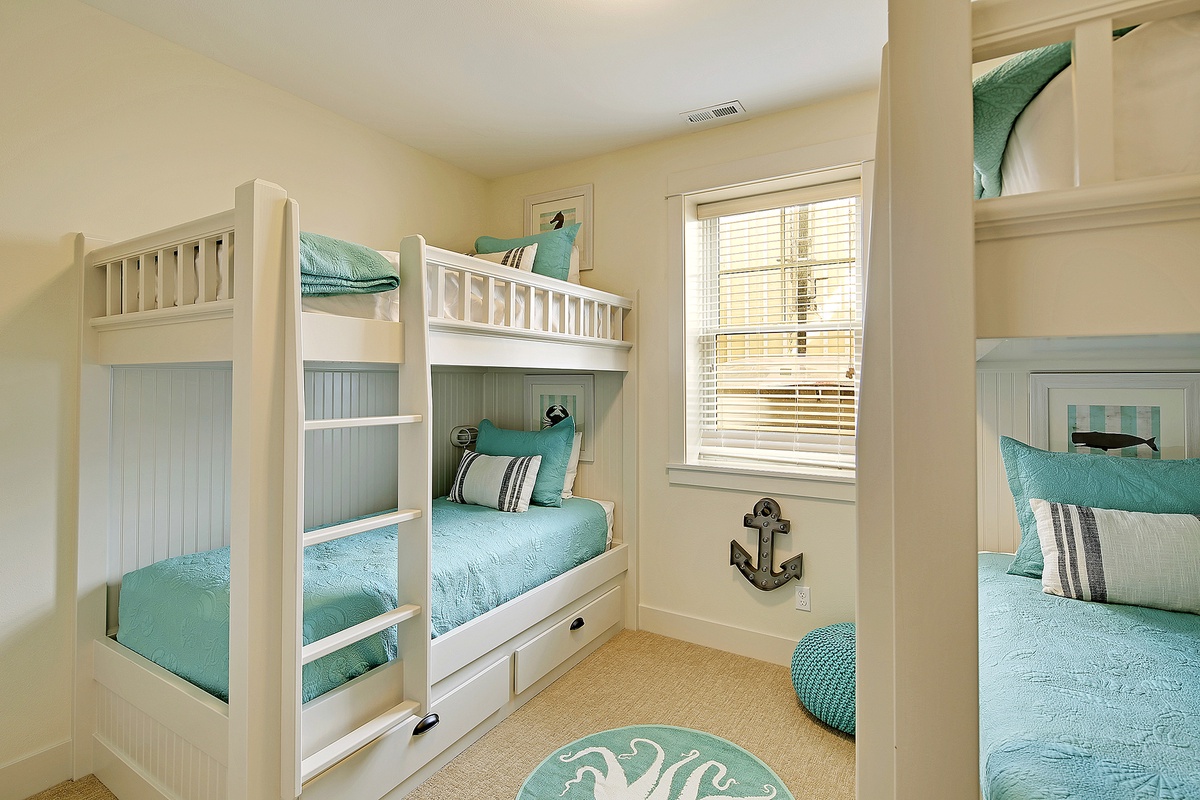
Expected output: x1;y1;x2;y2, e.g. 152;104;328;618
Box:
795;585;811;612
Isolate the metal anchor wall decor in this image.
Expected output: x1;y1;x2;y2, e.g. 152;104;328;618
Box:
731;497;803;591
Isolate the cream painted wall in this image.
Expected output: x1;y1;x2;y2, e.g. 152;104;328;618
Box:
0;0;486;791
485;92;878;664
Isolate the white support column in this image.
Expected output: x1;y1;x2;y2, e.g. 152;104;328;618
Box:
281;198;304;799
1072;17;1116;186
228;178;291;800
859;0;979;797
397;235;434;717
74;233;113;779
856;49;895;800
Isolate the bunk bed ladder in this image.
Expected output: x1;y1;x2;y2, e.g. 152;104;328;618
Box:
281;208;434;794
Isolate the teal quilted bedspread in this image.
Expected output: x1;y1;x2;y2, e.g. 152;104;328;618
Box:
430;497;608;636
116;497;607;702
979;553;1200;799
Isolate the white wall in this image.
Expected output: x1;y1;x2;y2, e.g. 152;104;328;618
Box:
485;92;878;664
0;1;487;794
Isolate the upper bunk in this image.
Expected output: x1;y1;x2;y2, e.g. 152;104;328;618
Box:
80;179;633;372
970;0;1200;341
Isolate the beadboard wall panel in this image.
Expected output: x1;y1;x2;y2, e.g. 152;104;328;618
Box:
484;370;626;540
96;685;226;800
109;367;233;594
303;368;398;529
431;369;486;498
110;367;403;586
976;370;1028;554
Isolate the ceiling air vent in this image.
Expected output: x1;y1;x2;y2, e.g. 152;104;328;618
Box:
681;100;746;126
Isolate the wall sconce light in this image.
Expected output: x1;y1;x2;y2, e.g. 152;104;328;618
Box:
450;425;478;448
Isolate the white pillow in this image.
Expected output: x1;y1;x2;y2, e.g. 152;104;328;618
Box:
448;451;541;512
471;243;538;271
1031;498;1200;614
567;246;580;284
561;432;583;499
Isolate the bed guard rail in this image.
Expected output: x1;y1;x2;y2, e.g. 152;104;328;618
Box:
425;247;631;344
87;210;236;321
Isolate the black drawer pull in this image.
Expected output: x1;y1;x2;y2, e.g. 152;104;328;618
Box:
413;713;440;736
570;617;585;631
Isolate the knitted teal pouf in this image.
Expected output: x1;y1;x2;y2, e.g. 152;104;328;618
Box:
791;622;856;735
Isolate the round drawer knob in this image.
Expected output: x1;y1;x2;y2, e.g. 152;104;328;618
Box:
570;617;585;631
413;713;440;736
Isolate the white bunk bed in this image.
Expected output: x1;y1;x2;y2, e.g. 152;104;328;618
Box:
74;179;635;800
860;1;1200;797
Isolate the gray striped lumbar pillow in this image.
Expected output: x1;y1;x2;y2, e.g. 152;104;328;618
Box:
1031;498;1200;614
448;450;542;513
470;243;538;271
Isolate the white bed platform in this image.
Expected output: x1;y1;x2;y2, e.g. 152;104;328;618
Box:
74;179;634;800
971;0;1200;342
859;0;1200;796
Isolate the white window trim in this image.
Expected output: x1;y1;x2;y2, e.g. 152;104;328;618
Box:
667;138;875;501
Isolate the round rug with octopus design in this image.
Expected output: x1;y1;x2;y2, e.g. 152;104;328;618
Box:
517;725;794;800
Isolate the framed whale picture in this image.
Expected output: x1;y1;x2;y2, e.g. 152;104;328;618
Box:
1030;373;1200;460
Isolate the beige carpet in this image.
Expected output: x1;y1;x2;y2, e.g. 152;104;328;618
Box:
31;631;854;800
408;629;854;799
24;776;114;800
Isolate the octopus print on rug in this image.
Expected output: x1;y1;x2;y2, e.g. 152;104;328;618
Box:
517;725;793;800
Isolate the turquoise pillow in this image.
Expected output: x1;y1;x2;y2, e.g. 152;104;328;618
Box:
475;417;575;508
1000;436;1200;578
475;224;580;282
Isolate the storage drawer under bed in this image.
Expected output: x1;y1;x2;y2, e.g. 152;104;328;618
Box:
302;656;509;800
513;585;623;694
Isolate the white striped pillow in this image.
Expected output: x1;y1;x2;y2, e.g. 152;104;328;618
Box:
448;450;542;513
470;243;538;271
1031;498;1200;614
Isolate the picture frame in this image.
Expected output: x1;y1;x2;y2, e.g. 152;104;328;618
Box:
524;184;593;272
1029;373;1200;460
524;374;595;462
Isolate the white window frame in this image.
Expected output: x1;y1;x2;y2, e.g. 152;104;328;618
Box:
666;138;875;501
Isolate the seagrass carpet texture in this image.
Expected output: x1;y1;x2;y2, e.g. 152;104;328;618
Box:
31;630;854;800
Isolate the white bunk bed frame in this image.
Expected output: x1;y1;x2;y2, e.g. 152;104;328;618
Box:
859;1;1200;797
74;179;635;800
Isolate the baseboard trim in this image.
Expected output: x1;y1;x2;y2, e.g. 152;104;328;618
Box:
0;740;71;800
638;605;797;666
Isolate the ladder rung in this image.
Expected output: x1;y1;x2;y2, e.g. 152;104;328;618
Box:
304;414;422;431
302;605;421;666
301;699;420;783
303;509;422;548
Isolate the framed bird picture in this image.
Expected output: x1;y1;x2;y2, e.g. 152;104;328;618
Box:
524;184;593;271
1030;373;1200;460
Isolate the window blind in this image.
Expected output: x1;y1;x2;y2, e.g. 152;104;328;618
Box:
693;179;862;473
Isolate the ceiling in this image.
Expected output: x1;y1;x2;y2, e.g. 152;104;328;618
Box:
82;0;887;179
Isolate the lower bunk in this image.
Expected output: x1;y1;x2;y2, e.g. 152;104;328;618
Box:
978;552;1200;800
88;500;627;800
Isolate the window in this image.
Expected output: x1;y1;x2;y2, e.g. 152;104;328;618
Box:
688;178;862;476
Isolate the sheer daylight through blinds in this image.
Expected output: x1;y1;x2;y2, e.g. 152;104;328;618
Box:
694;179;862;473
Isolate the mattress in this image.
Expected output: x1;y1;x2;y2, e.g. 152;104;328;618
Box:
1000;13;1200;196
116;497;611;703
978;552;1200;799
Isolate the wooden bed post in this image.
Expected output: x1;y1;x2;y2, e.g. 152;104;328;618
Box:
228;179;293;800
857;0;979;797
74;232;112;780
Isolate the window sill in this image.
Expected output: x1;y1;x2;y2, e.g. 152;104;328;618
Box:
666;462;856;503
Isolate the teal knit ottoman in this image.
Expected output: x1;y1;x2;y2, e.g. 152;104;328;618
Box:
791;622;856;735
